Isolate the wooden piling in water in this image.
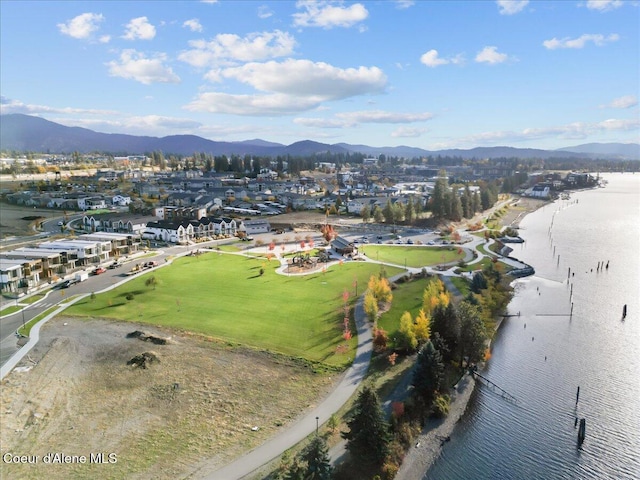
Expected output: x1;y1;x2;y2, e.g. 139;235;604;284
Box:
576;386;580;405
578;418;586;446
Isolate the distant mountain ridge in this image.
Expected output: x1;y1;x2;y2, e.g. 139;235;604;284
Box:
1;114;638;160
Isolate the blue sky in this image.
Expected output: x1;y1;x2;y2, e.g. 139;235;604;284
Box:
1;0;638;150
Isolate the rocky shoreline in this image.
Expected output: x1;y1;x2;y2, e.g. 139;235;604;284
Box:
394;373;476;480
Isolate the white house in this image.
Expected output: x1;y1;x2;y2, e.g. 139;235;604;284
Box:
112;195;131;206
143;221;194;244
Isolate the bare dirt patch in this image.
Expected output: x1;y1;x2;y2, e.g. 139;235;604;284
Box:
0;318;338;479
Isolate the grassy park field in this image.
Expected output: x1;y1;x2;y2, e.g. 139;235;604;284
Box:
68;252;401;368
360;244;466;268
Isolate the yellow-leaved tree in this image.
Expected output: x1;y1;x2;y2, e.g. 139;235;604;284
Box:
368;275;393;304
363;291;379;323
397;311;418;352
413;308;431;345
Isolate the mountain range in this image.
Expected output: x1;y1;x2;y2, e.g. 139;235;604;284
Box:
1;114;638;160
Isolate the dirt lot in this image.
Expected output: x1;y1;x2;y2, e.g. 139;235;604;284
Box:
0;318;337;479
0;202;55;239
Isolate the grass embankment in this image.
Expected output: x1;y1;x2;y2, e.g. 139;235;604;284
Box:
17;306;60;336
0;305;21;316
360;245;465;268
67;252;401;368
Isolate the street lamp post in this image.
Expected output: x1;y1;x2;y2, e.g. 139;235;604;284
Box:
316;416;319;436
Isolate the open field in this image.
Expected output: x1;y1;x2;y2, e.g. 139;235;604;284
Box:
0;318;338;480
67;252;401;368
360;245;466;268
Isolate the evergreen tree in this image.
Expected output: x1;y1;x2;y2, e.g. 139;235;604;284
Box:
470;272;488;293
449;188;463;222
342;386;390;467
382;199;394;223
458;301;488;366
462;185;472;218
472;191;481;214
430;176;449;218
412;340;445;406
430;302;459;362
300;436;332;480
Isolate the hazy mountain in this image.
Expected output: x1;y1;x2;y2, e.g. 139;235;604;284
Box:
1;114;637;160
556;143;640;159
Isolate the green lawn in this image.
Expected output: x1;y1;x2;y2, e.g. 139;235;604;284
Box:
67;252;401;368
0;305;21;316
360;245;466;268
377;277;436;347
450;276;471;298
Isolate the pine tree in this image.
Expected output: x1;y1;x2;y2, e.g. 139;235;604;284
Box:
342;386;390;467
412;340;444;406
458;301;488;366
300;436;332;480
430;302;459;362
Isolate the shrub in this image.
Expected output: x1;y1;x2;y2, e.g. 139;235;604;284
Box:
432;394;450;418
125;293;134;301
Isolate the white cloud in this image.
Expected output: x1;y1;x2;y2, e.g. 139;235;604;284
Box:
0;96;118;116
179;30;296;68
420;49;464;67
107;50;180;84
475;46;509;64
183;19;203;32
391;127;427;138
437;117;640;148
99;35;111;44
258;5;274;18
543;33;619;49
201;0;218;3
338;110;432;124
294;117;346;128
57;13;104;40
420;50;448;67
295;110;432;128
292;1;368;29
185;92;323;116
496;0;529;15
186;60;387;116
394;0;415;9
122;16;156;41
604;95;638;109
220;59;387;100
585;0;623;11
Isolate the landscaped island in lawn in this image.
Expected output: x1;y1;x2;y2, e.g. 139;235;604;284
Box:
67;252;402;368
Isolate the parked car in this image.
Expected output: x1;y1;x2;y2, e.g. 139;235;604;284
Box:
93;267;106;275
108;262;122;269
407;238;414;244
58;279;77;289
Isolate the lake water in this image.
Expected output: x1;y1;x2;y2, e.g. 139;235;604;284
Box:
425;174;640;480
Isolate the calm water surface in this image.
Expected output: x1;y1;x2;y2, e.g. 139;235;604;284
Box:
426;174;640;480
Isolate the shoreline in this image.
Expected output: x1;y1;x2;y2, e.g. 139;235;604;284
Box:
394;195;550;480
